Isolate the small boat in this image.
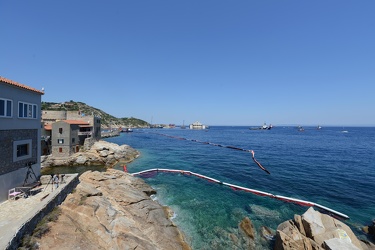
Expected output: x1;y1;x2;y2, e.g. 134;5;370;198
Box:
250;123;272;130
181;120;186;129
122;128;133;133
317;125;322;130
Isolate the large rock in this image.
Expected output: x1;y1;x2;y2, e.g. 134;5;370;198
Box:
239;217;255;239
275;207;364;250
324;238;360;250
302;207;325;238
41;140;139;168
36;169;190;250
274;220;313;250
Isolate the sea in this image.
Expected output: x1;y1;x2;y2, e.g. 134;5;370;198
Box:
47;126;375;249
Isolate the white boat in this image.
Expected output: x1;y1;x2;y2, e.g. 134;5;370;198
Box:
250;123;272;130
189;121;207;130
122;128;133;133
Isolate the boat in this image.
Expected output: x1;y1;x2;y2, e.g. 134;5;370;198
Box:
122;128;133;133
181;120;186;129
341;127;348;133
317;125;322;130
249;123;273;130
189;121;207;130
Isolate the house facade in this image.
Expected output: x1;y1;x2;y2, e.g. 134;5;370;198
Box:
51;120;95;157
0;76;44;202
42;110;101;157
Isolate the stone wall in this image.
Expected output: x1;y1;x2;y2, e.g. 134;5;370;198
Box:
41;111;67;124
66;111;96;124
83;137;95;151
6;174;79;250
0;129;38;175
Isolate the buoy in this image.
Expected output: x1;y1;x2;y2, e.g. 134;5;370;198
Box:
123;165;127;172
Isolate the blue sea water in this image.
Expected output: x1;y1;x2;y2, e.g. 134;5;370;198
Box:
106;126;375;249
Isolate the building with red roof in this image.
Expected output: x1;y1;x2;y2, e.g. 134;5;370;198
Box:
0;76;44;202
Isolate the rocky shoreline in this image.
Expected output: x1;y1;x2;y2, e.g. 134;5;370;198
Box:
35;169;191;249
274;207;375;250
38;141;375;249
41;140;139;168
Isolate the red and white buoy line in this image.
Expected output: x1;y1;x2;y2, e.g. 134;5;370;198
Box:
130;168;349;220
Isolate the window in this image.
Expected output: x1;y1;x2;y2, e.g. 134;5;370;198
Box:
59;128;63;134
0;98;12;117
18;101;37;119
72;138;75;143
17;144;29;157
13;139;32;162
57;139;64;144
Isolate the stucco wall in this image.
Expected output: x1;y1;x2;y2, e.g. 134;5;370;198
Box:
0;164;40;202
0;82;42;130
0;82;42;202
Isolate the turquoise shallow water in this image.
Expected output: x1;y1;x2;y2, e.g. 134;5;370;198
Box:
106;126;375;249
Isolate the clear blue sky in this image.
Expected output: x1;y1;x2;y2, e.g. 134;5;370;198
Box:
1;1;374;126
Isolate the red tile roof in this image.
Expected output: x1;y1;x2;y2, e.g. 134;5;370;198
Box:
44;124;52;130
0;76;45;95
63;120;90;125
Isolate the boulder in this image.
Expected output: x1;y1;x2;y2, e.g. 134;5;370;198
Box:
302;207;325;238
260;226;275;240
36;169;190;250
75;155;87;164
275;208;364;250
324;238;360;250
239;217;255;239
41;140;139;168
275;220;312;250
294;214;306;236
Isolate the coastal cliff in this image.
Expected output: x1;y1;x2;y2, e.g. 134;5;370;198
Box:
35;169;190;250
41;140;139;168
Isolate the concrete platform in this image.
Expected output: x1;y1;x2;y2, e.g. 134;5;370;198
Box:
0;173;79;250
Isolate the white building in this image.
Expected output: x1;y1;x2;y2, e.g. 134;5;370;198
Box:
0;76;44;202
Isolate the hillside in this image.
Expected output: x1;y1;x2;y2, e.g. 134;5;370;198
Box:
42;101;149;128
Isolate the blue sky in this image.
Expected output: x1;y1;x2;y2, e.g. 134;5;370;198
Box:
1;1;374;126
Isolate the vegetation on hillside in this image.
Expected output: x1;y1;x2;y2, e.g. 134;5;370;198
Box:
42;101;149;128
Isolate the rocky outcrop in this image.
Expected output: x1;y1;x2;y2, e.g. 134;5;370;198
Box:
363;220;375;237
36;169;190;250
239;217;255;239
41;140;139;168
274;207;374;250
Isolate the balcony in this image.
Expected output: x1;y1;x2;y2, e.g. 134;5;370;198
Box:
78;131;92;136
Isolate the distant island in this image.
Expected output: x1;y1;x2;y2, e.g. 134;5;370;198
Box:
42;101;149;128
